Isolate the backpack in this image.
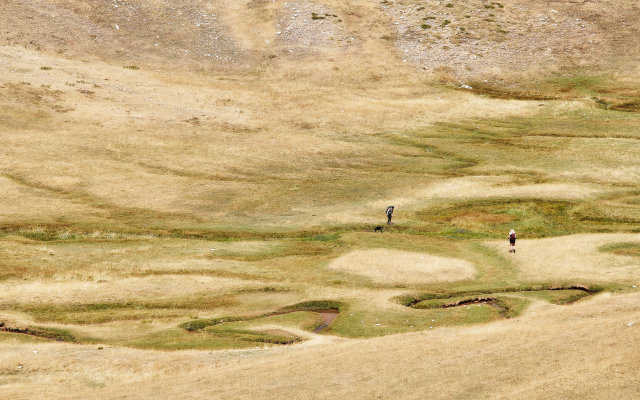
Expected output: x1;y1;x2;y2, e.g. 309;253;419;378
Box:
509;233;516;240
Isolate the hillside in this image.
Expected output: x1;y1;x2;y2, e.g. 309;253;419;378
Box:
1;0;640;398
3;0;640;79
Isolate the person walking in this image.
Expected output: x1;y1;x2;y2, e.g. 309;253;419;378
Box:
508;229;516;253
386;206;395;225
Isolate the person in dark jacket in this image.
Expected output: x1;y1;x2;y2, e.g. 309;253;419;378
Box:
508;229;516;253
386;206;395;225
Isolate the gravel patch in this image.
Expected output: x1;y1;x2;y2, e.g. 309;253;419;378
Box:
276;1;350;55
381;0;603;80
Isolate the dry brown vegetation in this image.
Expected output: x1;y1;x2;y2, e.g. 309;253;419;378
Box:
2;0;640;398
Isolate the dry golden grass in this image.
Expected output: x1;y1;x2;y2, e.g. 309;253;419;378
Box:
0;237;269;281
485;234;640;283
0;334;237;397
0;275;254;305
2;292;636;399
367;175;604;211
1;0;640;398
327;248;475;285
0;176;101;224
0;44;550;229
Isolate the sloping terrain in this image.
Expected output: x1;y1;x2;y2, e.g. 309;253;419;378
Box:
1;0;248;67
385;0;640;81
1;0;640;398
2;0;640;79
2;292;639;399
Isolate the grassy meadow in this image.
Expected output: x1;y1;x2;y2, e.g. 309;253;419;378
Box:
2;0;640;398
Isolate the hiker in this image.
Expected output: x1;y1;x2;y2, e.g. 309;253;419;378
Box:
386;206;394;225
508;229;516;253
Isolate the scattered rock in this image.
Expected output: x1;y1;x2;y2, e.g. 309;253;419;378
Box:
276;1;348;55
382;0;603;79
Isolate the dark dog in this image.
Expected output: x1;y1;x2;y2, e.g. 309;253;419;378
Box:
374;226;384;233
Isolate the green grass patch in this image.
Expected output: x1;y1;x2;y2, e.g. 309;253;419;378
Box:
1;325;76;342
513;289;592;304
123;328;257;350
178;310;325;346
233;311;322;331
395;284;605;325
204;328;302;345
599;242;640;257
415;199;576;238
279;300;344;312
0;331;50;343
610;100;640;113
464;82;558;100
413;296;496;309
180;300;344;334
412;294;540;318
26;326;76;342
180;316;244;332
467;74;640;104
299;234;340;242
328;304;506;337
397;284;603;308
18;291;240;324
544;75;610;94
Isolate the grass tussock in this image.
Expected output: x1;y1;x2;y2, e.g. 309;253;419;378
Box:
599;242;640;257
206;328;302;345
1;324;76;342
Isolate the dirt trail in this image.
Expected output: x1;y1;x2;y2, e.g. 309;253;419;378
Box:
314;309;339;333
